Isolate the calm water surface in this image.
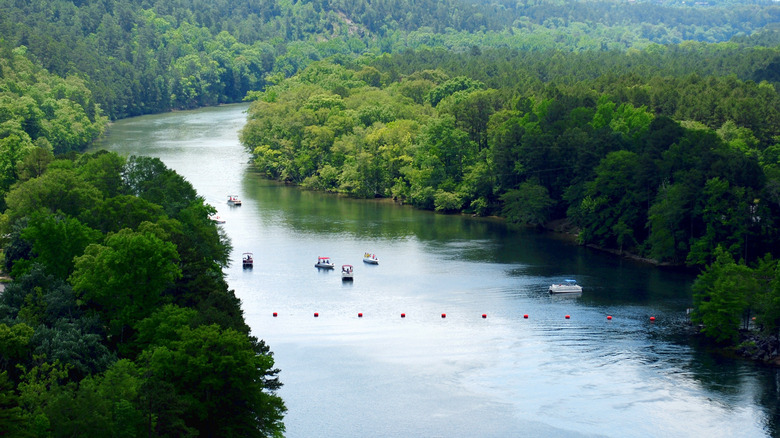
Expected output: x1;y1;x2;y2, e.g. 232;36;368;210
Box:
94;104;780;437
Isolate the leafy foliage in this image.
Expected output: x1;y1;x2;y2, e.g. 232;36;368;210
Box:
242;59;780;271
0;152;285;436
1;0;779;122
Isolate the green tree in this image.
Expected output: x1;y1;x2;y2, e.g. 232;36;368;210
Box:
3;167;102;225
0;371;25;436
576;150;644;247
139;322;285;437
427;76;485;107
692;247;756;343
501;181;555;227
122;156;198;217
16;146;54;182
70;224;181;341
646;182;692;263
20;213;102;280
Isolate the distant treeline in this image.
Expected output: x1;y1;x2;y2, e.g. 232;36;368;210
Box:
1;0;779;120
0;151;286;436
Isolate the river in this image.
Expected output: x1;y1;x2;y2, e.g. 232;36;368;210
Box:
93;103;780;437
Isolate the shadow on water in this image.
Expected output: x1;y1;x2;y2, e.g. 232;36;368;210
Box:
97;103;780;438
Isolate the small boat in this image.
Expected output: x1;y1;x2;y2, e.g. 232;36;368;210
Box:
209;215;226;224
363;252;379;265
242;252;253;268
227;195;242;206
315;256;335;269
341;264;354;281
549;279;582;294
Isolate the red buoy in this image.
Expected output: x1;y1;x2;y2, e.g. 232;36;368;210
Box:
401;313;406;318
523;314;529;319
565;315;570;319
273;312;278;317
441;313;446;318
314;312;319;317
649;316;655;322
607;315;612;320
358;312;363;318
482;314;487;319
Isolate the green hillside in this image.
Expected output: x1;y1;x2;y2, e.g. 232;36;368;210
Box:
2;0;780;433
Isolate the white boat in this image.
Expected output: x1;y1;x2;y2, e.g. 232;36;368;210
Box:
363;252;378;265
341;264;354;281
242;252;253;268
315;256;335;269
227;195;242;206
549;279;582;294
209;215;226;224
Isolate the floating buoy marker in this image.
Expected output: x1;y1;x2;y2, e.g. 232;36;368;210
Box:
401;313;406;318
314;312;319;317
649;316;655;322
441;313;446;318
273;312;278;317
358;312;363;318
607;315;612;320
565;315;570;319
523;314;529;319
482;314;487;319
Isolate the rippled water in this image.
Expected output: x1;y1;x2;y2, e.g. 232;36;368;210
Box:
94;104;780;437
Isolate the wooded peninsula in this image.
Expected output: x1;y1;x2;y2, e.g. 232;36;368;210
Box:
2;0;780;435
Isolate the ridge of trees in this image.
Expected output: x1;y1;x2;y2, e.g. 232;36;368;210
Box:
0;46;108;211
1;0;779;120
0;151;286;436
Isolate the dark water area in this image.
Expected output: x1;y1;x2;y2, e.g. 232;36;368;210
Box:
93;104;780;437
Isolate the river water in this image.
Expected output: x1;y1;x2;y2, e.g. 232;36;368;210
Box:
93;103;780;437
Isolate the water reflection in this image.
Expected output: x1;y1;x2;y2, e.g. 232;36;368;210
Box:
95;103;778;438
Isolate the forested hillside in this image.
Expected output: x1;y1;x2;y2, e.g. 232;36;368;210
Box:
2;0;780;432
1;0;778;119
240;57;780;265
0;151;285;435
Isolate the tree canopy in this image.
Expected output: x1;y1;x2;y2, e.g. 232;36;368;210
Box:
0;152;286;437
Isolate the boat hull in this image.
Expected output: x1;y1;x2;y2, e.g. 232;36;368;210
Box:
548;285;582;294
315;263;335;269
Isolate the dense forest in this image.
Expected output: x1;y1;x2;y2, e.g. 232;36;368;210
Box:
0;151;285;435
3;0;780;435
1;0;779;120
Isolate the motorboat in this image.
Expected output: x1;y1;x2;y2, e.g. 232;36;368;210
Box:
549;279;582;294
363;252;378;265
227;195;242;206
242;252;253;268
341;264;354;281
209;214;225;224
315;256;335;269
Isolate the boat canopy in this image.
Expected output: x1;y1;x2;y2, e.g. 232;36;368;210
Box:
564;279;577;283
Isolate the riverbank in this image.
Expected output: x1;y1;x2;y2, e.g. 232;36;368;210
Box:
541;218;678;267
737;332;780;366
